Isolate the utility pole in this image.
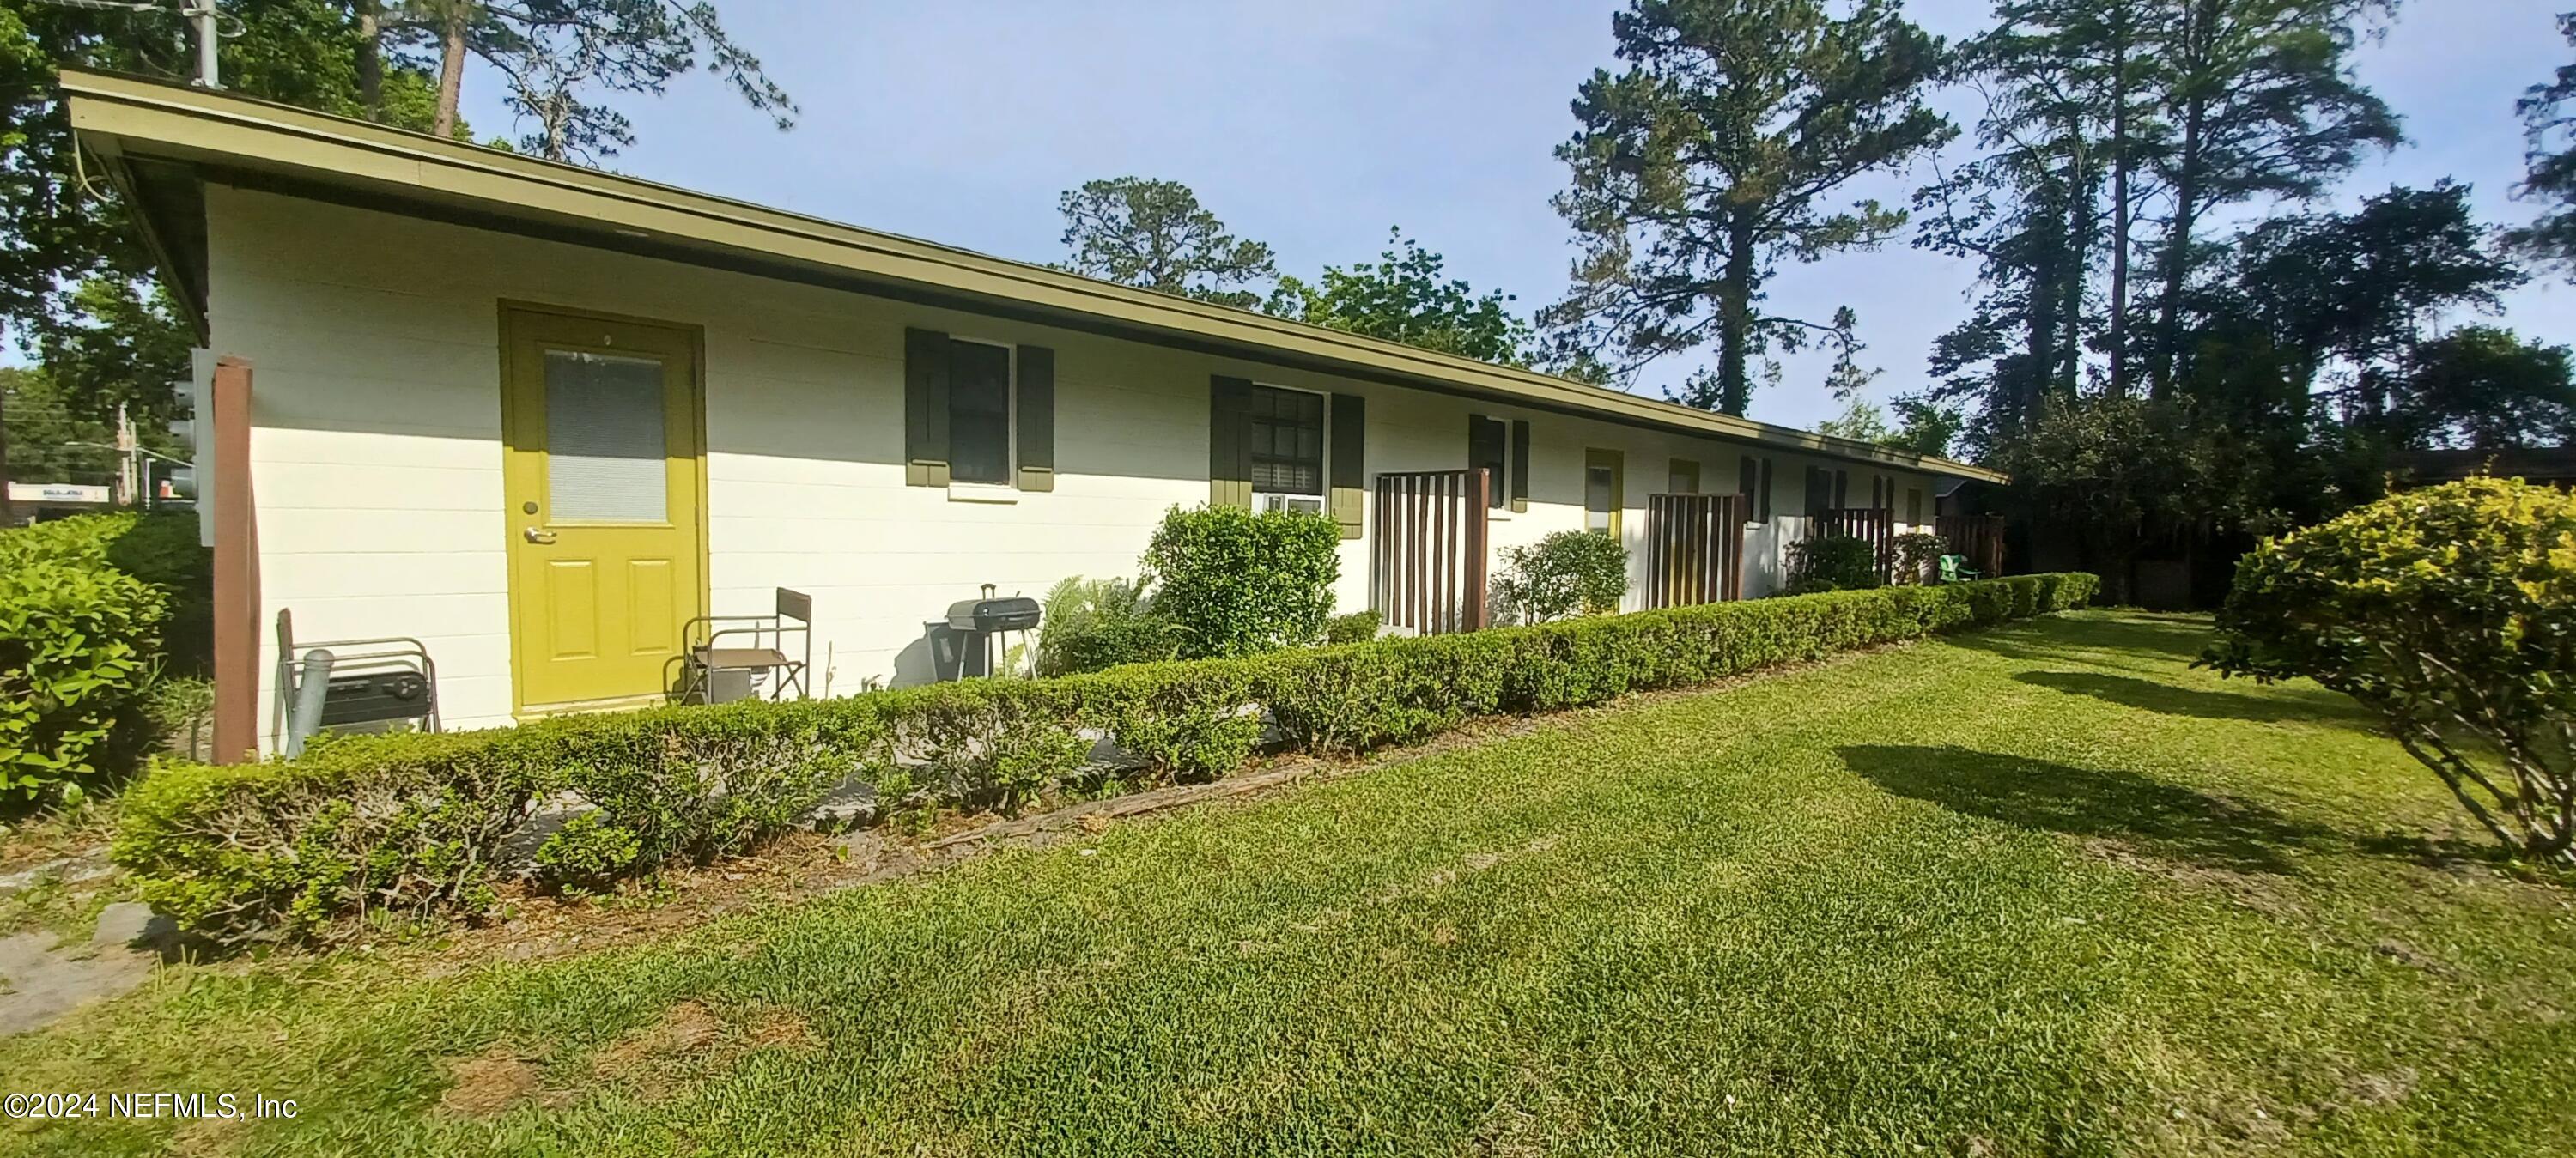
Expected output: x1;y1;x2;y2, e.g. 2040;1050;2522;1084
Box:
115;401;137;506
189;1;221;88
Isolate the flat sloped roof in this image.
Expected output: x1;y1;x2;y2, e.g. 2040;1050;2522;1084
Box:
61;68;2006;483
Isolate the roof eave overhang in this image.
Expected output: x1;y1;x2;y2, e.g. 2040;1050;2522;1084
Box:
63;69;2008;484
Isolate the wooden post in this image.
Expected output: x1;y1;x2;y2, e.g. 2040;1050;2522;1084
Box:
1464;467;1490;630
210;357;259;764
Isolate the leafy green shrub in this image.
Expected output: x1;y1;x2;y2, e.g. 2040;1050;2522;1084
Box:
113;728;544;938
1893;531;1947;585
1142;505;1341;658
1324;609;1382;645
1036;576;1182;676
116;573;2096;941
532;811;644;890
106;512;214;675
1;512;211;675
2205;478;2576;863
1493;530;1631;622
1;557;167;803
1063;661;1267;783
1784;535;1880;593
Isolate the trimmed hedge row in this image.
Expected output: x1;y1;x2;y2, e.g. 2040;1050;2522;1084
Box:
115;573;2097;940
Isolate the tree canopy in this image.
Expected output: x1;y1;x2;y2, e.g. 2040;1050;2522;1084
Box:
1056;178;1279;309
1267;228;1534;365
2511;11;2576;277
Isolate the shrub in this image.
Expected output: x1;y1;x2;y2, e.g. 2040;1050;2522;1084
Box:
1;512;211;675
1142;506;1341;658
0;557;167;803
1324;609;1382;644
1493;530;1631;623
1893;531;1947;585
1784;535;1880;593
116;573;2097;941
1036;576;1183;676
2205;478;2576;864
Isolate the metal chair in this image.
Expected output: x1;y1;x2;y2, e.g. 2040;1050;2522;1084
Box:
1938;554;1983;584
677;588;812;704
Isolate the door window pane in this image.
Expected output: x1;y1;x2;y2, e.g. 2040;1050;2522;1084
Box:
1585;465;1615;532
949;340;1012;484
545;349;667;522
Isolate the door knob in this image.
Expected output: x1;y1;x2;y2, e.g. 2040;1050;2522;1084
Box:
523;527;557;544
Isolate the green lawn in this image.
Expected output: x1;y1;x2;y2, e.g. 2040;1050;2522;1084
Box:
5;610;2572;1156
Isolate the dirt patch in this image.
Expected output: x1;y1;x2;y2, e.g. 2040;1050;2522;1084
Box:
593;1000;720;1080
439;1046;556;1117
2077;836;2306;919
746;1008;818;1052
2345;1067;2419;1107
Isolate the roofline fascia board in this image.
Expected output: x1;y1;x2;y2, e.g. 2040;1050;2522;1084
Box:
62;69;2008;483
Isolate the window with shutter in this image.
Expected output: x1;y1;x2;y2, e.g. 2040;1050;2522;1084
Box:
1468;415;1508;508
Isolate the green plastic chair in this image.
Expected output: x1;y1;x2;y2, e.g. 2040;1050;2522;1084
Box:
1938;555;1982;583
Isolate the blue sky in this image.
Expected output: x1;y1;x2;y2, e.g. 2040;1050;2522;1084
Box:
453;0;2573;432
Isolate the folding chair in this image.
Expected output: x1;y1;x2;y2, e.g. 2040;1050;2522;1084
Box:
677;588;812;704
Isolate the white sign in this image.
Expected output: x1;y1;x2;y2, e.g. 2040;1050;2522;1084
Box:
6;482;112;504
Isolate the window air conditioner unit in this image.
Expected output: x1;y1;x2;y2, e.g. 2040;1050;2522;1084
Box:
1259;493;1326;515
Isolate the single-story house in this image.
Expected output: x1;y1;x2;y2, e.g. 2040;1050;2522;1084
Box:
61;70;2007;758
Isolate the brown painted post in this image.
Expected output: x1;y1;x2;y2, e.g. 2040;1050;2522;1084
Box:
210;357;259;764
1464;467;1490;630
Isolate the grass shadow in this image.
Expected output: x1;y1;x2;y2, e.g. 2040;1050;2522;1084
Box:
2014;670;2378;729
1953;614;2217;671
1840;744;2336;876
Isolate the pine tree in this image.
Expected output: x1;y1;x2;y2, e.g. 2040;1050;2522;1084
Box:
1542;0;1953;416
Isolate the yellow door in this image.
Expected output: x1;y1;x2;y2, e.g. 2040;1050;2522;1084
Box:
501;307;705;712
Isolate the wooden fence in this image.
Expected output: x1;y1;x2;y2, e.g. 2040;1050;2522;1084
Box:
1372;469;1491;634
1644;492;1747;608
1811;506;1896;585
1936;513;2007;579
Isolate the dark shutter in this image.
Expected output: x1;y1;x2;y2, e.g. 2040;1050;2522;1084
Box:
1329;393;1366;537
903;327;951;487
1758;458;1773;522
1016;344;1054;492
1467;415;1506;509
1738;457;1760;522
1510;420;1531;512
1210;376;1254;509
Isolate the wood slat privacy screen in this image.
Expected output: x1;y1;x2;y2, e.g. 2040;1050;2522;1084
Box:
1811;506;1897;585
1644;492;1747;608
1372;469;1491;635
1935;513;2008;578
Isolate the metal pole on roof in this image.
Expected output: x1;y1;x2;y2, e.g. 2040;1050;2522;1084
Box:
189;1;222;88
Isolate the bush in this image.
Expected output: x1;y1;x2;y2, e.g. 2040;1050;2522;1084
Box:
1493;530;1631;622
1784;535;1880;593
1142;506;1341;658
1;512;211;675
116;573;2097;941
1036;576;1182;676
1324;610;1382;644
1893;531;1947;585
2205;478;2576;864
0;557;167;804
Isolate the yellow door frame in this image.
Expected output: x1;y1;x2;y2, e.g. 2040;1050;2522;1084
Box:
498;300;710;717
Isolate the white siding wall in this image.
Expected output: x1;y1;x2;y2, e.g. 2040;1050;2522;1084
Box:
210;187;1947;744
